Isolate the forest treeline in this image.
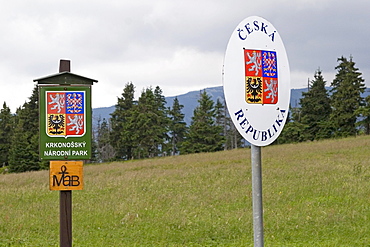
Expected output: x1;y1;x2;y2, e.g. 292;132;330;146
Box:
0;55;368;172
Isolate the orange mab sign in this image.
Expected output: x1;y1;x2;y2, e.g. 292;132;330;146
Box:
49;161;83;191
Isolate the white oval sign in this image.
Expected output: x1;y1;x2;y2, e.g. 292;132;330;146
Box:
223;16;290;146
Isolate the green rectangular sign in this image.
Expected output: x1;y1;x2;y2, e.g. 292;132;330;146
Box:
39;86;92;160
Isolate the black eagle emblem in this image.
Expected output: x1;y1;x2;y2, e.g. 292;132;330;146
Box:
246;77;262;103
48;114;65;135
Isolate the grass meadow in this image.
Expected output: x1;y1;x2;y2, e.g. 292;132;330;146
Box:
2;136;370;246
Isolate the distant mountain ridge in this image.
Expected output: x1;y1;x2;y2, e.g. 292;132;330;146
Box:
92;86;370;127
92;86;226;126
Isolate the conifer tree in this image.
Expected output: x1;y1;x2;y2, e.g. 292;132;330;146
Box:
224;104;244;149
355;95;370;135
277;106;309;144
153;86;170;155
181;90;224;154
130;86;169;158
300;69;332;140
214;98;229;150
110;82;136;160
214;98;225;127
129;89;150;159
8;86;43;172
168;97;187;155
0;102;14;167
96;117;115;162
330;56;365;137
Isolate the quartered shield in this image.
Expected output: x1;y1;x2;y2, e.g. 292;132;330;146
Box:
46;91;86;138
244;49;278;105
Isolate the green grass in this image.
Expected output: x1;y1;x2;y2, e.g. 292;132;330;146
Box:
2;136;370;246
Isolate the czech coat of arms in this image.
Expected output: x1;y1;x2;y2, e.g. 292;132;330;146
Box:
46;91;85;137
244;49;278;104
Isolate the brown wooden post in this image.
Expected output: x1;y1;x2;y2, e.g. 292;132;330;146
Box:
60;190;72;247
59;59;72;247
59;59;71;73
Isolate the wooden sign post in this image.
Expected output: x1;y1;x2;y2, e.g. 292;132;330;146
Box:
35;60;97;247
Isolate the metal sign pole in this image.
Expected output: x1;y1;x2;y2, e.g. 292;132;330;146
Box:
251;144;264;246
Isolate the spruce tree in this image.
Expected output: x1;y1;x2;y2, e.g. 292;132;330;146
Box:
300;69;332;140
110;82;136;160
330;56;365;137
214;98;225;127
277;106;310;144
129;90;149;159
168;97;187;155
224;104;244;149
153;86;170;155
181;90;224;154
0;102;14;167
96;118;115;162
355;95;370;135
8;86;43;172
214;98;229;150
130;86;169;158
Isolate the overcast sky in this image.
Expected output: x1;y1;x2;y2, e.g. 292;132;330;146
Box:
1;0;369;112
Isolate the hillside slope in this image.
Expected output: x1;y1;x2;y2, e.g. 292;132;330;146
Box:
2;136;370;246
